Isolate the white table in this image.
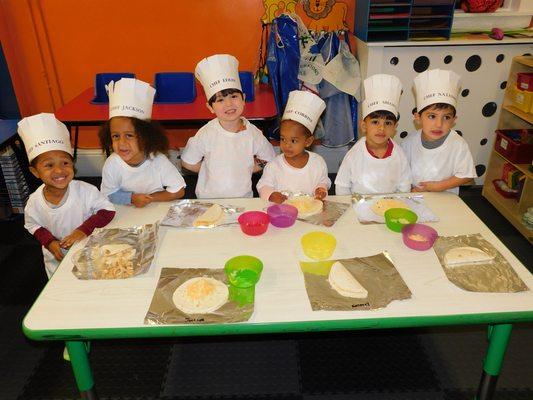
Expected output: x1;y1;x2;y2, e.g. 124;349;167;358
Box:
23;194;533;400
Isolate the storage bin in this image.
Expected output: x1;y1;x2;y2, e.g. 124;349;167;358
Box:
510;85;533;113
494;129;533;164
517;73;533;92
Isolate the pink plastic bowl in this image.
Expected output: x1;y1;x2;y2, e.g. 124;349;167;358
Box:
402;223;438;251
238;211;270;236
267;204;298;228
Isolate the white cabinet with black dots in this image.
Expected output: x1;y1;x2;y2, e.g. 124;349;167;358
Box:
356;38;533;185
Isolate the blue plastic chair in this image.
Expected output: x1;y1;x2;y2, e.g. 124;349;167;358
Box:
154;72;196;104
239;71;255;103
91;72;135;104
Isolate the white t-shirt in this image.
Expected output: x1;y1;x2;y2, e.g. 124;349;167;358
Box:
256;151;331;198
401;130;476;195
181;118;276;198
100;153;186;197
335;137;411;195
24;180;115;278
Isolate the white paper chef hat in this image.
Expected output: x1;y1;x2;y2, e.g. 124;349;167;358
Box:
282;90;326;133
414;69;461;112
195;54;242;100
361;74;402;120
106;78;155;120
18;113;72;162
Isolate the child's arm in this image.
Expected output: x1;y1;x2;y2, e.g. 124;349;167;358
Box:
60;208;116;249
314;156;331;199
131;193;153;208
413;176;472;192
148;187;185;202
33;227;63;261
181;160;202;173
314;187;328;200
181;134;206;174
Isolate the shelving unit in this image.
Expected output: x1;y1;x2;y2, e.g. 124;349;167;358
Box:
482;56;533;242
355;0;455;42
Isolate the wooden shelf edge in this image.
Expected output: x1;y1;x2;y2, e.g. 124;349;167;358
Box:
514;55;533;69
482;185;533;242
492;150;533;180
502;105;533;125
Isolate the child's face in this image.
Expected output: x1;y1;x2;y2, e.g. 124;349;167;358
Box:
361;116;397;147
207;92;245;124
30;150;74;191
415;105;456;142
110;117;144;165
280;120;313;160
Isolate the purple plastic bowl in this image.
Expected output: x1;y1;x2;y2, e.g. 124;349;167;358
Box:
238;211;270;236
402;223;438;251
267;204;298;228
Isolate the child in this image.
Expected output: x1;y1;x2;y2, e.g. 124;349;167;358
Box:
19;113;115;278
181;54;276;198
401;69;476;194
335;74;411;195
257;90;330;203
99;78;186;207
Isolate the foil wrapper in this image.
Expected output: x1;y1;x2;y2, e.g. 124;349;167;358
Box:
161;200;244;228
72;223;158;280
145;267;254;325
351;193;438;224
433;234;529;293
283;192;350;227
300;252;412;311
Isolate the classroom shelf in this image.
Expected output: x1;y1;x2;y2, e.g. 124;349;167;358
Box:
356;0;455;42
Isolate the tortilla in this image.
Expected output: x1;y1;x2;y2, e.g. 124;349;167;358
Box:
444;246;494;267
193;204;223;227
90;244;137;279
172;277;228;314
285;197;323;218
371;198;409;216
328;261;368;298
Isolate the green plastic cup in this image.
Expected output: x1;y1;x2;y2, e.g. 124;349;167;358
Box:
224;255;263;305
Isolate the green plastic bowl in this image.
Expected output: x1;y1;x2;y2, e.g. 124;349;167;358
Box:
384;208;418;233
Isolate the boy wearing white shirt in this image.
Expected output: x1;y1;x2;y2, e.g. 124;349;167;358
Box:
401;69;476;194
181;54;276;198
257;90;331;203
335;74;411;195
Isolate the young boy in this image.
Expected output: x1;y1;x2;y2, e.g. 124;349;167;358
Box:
181;54;276;198
256;90;330;203
401;69;476;194
335;74;411;195
19;113;115;278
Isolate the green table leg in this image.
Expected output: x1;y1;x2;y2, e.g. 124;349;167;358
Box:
65;341;98;400
476;323;513;400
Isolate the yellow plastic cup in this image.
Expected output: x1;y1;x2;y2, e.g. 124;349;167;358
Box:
300;231;337;261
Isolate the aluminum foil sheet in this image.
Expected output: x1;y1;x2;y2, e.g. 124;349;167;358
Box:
72;223;158;280
145;267;253;324
161;200;244;228
300;252;412;311
351;193;438;224
283;192;350;227
433;234;529;293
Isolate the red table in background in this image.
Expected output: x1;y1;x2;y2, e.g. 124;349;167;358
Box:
56;84;278;158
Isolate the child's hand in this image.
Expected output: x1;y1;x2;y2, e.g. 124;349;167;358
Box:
132;193;153;208
314;187;327;200
48;240;64;261
60;229;87;249
269;191;288;204
415;181;443;192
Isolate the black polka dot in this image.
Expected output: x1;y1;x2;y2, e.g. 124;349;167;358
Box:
412;107;417;115
397;113;401;122
496;54;505;63
523;53;532;56
476;164;486;177
390;57;399;65
444;55;453;64
465;55;482;72
500;81;507;90
482;102;497;117
413;56;430;73
456;130;463;136
461;89;469;97
400;131;408;138
480;138;488;145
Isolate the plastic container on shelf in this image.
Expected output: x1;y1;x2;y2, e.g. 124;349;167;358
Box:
494;129;533;164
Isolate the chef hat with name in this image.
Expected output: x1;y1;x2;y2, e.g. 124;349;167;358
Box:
282;90;326;133
106;78;155;120
18;113;73;163
362;74;402;119
414;69;461;112
195;54;242;100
